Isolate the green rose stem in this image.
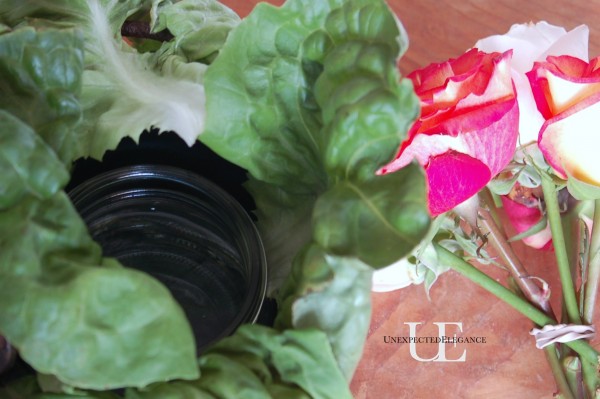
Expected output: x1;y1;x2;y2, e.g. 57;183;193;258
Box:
432;243;599;385
476;191;582;398
583;199;600;325
540;174;582;325
549;349;577;399
477;195;554;317
580;199;600;399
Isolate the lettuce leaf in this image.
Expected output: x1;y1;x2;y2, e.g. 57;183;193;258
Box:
1;0;429;396
151;0;240;62
275;245;373;379
126;325;351;399
0;26;84;164
0;27;198;390
201;0;429;381
0;375;121;398
0;0;238;159
202;0;428;276
0;110;69;209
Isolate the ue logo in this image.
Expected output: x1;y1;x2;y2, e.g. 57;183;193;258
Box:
404;322;467;362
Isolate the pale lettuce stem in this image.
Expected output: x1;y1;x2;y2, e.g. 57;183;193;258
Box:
478;203;555;317
540;175;582;325
583;199;600;325
433;242;599;366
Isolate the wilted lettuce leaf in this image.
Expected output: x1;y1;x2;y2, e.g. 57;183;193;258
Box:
201;0;429;380
0;27;199;390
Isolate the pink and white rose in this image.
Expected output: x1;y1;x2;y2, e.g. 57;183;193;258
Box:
379;49;519;216
528;55;600;186
475;21;589;145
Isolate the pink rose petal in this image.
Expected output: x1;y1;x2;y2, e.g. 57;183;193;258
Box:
380;49;519;215
500;195;552;250
426;151;491;216
538;93;600;184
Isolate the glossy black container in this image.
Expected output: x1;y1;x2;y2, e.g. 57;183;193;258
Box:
69;164;267;353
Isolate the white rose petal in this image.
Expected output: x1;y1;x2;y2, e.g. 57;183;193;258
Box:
473;21;589;146
372;258;425;292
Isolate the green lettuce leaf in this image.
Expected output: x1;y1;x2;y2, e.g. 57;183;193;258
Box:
0;27;198;390
151;0;240;62
0;111;69;209
0;375;121;398
0;0;238;159
0;27;84;164
275;245;373;379
202;0;428;273
1;0;428;396
201;0;429;380
125;325;351;399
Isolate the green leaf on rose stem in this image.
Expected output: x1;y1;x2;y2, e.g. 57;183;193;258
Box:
487;168;522;196
507;213;548;243
566;169;600;200
419;243;450;300
125;324;351;399
521;146;566;189
517;164;543;188
487;163;542;197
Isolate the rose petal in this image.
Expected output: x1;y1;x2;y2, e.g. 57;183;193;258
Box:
380;99;517;176
500;195;552;249
382;49;518;216
474;22;590;146
539;24;590;63
371;259;424;292
513;72;546;145
538;93;600;185
426;150;491;216
528;55;600;117
475;22;589;73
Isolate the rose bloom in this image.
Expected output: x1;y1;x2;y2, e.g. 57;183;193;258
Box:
500;182;552;249
528;55;600;186
475;21;589;145
474;22;588;249
379;49;519;216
